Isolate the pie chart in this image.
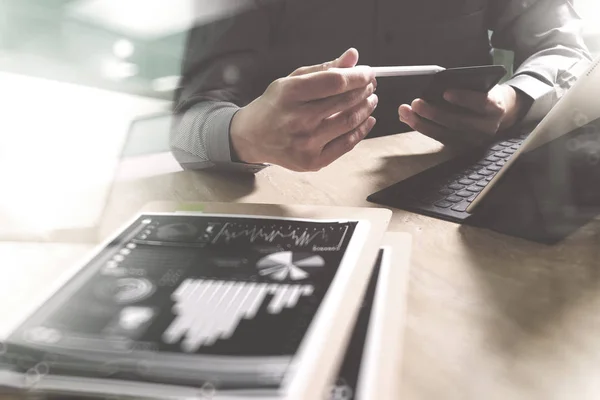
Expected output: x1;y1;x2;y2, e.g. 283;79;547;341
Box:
256;252;325;281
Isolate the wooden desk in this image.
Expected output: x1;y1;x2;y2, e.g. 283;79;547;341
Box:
4;131;600;399
100;132;600;400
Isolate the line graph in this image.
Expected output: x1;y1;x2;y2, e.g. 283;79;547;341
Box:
211;222;350;249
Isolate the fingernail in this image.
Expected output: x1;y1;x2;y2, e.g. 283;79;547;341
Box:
365;117;376;134
399;108;409;121
443;91;453;102
373;95;379;108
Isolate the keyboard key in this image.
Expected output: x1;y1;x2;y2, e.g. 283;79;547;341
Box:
457;190;472;197
478;169;493;176
468;174;484;181
500;141;513;147
439;188;454;195
487;164;502;171
468;193;478;202
511;145;521;150
448;183;465;190
476;181;488;187
477;160;492;166
458;179;475;185
485;176;494;181
451;202;469;212
434;200;452;208
503;148;516;154
446;195;463;203
508;138;522;143
497;160;506;166
495;152;510;158
490;145;505;151
467;186;482;192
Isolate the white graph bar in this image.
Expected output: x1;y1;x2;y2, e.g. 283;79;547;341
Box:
245;283;269;319
210;282;244;339
172;280;205;314
209;282;249;344
181;280;213;328
285;285;302;308
172;278;194;301
163;280;206;343
302;285;314;296
278;285;296;310
182;281;225;352
220;282;257;340
180;281;220;352
268;285;289;314
192;281;236;347
163;280;316;351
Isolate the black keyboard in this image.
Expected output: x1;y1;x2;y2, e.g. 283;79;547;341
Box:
367;133;530;222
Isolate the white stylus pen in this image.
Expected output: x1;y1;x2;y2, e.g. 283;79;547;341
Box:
372;65;445;77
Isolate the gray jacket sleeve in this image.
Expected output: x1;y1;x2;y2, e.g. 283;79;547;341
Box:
170;4;279;171
489;0;593;123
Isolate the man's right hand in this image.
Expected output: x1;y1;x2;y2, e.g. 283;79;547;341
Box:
230;48;378;171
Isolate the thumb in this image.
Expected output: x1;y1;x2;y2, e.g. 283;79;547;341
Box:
289;48;360;77
331;48;359;68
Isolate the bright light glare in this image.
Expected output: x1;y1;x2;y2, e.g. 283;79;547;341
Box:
576;0;600;35
151;75;181;92
102;59;139;80
113;39;135;59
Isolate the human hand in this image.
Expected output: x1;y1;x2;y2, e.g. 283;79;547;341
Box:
398;84;529;145
230;48;378;171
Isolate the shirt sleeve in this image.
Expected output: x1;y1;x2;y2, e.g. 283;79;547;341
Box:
170;4;279;172
489;0;593;123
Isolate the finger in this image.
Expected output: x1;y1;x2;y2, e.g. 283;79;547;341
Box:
314;93;378;144
399;105;459;145
411;99;496;137
289;48;358;77
443;89;500;116
333;48;359;68
319;117;376;168
286;66;375;102
306;80;376;120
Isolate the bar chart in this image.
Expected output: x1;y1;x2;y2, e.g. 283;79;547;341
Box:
163;279;314;352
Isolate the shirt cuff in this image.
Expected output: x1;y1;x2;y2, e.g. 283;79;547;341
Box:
206;105;239;163
505;73;557;124
207;106;268;172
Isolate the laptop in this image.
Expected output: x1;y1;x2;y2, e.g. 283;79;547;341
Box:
368;57;600;226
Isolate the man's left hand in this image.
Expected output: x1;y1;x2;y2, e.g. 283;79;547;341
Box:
398;84;529;145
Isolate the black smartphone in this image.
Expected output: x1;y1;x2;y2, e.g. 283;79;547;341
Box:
366;64;508;138
421;65;508;106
